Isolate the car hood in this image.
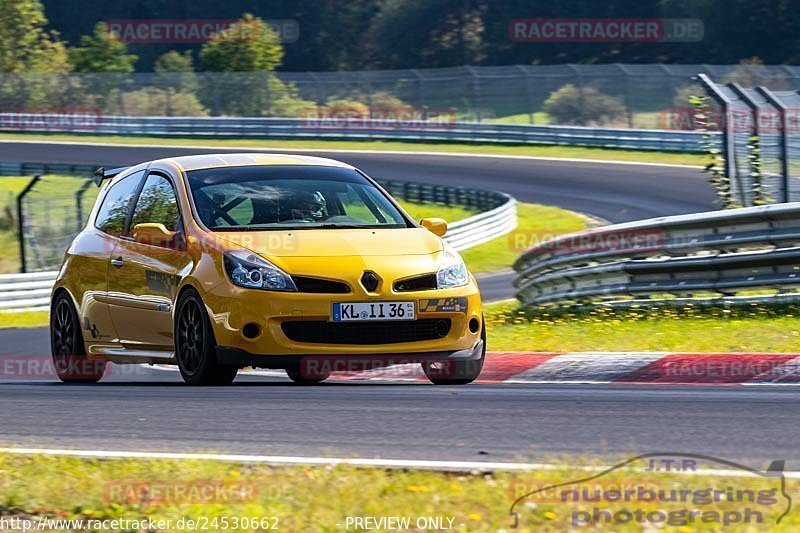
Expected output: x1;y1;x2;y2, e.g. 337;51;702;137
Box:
215;227;444;258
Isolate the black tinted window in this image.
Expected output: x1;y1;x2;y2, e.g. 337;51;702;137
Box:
186;165;408;230
95;171;144;236
131;174;181;232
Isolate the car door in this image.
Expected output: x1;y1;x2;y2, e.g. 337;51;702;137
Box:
106;171;190;350
79;169;146;347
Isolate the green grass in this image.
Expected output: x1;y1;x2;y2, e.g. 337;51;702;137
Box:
488;111;551;125
461;202;587;274
0;311;50;329
0;453;797;531
0;132;706;166
396;200;478;225
485;301;800;352
0;177;32;273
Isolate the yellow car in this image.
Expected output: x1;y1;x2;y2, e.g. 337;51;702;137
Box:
51;154;485;385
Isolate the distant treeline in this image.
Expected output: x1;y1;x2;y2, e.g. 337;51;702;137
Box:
39;0;799;72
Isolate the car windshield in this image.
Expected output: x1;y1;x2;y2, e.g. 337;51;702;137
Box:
186;165;410;231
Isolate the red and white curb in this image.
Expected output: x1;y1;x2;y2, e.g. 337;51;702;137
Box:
240;352;800;385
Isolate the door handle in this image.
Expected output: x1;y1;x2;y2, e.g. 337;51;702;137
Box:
111;257;124;268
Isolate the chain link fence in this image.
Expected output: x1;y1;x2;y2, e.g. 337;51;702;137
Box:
16;173;99;272
2;64;800;129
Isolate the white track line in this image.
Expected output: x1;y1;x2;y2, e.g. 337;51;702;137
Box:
0;139;703;169
0;447;795;478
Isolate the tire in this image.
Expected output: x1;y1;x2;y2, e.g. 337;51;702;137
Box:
175;289;238;386
50;292;105;383
285;365;331;384
422;318;486;385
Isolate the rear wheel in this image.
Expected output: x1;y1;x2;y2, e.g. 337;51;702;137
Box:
175;290;238;386
422;318;486;385
50;292;105;383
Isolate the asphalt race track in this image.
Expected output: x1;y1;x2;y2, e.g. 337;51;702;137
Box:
3;141;773;467
1;332;799;464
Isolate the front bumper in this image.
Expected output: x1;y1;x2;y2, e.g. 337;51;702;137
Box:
202;276;483;357
216;338;485;369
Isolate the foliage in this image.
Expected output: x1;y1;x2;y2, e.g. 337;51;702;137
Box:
672;84;704;109
196;15;314;117
542;84;625;126
747;134;770;205
68;22;137;74
364;0;486;68
322;99;371;116
199;14;282;72
154;50;198;93
0;0;72;109
104;88;208;117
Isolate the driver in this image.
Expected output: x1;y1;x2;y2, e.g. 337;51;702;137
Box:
286;190;327;221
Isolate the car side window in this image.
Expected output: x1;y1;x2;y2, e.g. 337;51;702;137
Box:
95;170;145;236
130;174;181;232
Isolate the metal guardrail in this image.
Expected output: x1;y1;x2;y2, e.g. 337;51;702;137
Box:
513;202;800;307
0;271;57;311
0;114;710;153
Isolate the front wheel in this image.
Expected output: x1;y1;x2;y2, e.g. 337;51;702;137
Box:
175;290;238;386
422;318;486;385
285;365;331;384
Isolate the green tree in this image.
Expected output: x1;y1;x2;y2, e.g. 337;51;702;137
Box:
0;0;72;108
155;50;198;93
199;14;282;72
198;14;311;117
364;0;486;68
0;0;69;72
69;22;137;73
543;84;625;126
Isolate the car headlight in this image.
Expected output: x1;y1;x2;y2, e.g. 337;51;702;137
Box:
223;250;297;292
436;248;469;289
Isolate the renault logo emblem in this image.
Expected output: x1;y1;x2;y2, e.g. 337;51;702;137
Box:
360;271;380;292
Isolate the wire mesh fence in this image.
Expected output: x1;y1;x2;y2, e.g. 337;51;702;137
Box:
2;64;800;129
17;174;99;273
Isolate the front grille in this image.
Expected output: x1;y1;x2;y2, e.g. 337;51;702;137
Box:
292;276;351;294
394;274;437;292
281;319;451;344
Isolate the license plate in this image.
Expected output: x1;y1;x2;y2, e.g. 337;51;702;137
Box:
332;301;415;321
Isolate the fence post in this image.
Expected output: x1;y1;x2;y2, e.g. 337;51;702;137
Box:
75;178;95;231
617;64;634;128
758;87;790;203
515;65;535;124
16;174;41;273
567;64;585;124
698;73;741;205
729;83;762;204
464;66;481;122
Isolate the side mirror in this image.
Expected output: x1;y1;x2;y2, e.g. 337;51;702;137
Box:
420;217;447;237
132;223;177;247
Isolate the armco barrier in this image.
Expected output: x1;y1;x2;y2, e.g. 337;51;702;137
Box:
0;114;710;153
513;202;800;307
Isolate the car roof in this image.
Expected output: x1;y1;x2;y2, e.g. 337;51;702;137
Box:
151;153;355;173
